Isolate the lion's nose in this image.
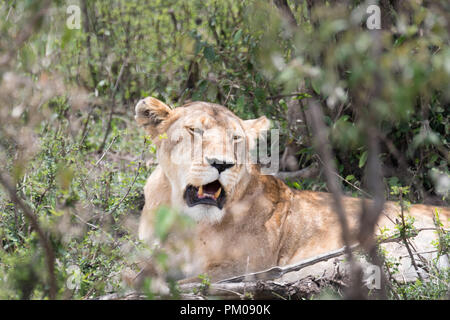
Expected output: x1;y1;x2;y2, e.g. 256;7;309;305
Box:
206;157;235;173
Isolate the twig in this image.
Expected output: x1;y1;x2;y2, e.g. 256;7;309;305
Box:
85;135;117;177
399;191;423;280
98;59;128;153
96;275;345;300
72;212;102;232
81;0;98;87
377;130;409;171
432;210;449;258
307;100;370;298
95;136;117;166
273;0;298;28
275;162;319;180
314;154;373;199
71;210;124;253
213;226;431;286
108;161;142;217
78;105;96;146
358;122;388;298
223;86;234;105
266;92;311;101
179;275;347;300
399;250;438;259
378;227;448;244
218;244;360;283
307;101;356;265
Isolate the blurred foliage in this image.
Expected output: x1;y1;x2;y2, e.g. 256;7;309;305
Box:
0;0;449;299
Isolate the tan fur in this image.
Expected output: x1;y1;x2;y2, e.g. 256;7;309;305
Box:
135;97;450;282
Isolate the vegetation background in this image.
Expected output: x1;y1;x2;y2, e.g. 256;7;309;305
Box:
0;0;448;299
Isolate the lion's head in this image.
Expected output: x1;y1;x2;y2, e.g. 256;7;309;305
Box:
135;97;270;223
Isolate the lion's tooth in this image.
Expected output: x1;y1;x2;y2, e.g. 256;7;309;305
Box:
198;185;204;197
214;187;222;199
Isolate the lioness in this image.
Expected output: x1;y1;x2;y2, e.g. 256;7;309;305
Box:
135;97;449;282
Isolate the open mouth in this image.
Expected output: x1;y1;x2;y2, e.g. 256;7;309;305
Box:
184;180;226;209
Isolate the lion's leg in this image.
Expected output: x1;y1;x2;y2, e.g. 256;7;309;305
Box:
138;165;172;242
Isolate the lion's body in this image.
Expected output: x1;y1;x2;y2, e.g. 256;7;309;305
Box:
140;166;449;280
135;97;449;282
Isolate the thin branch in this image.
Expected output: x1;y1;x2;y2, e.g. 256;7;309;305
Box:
108;160;142;217
378;227;448;244
98;59;128;153
315;154;373;198
358;124;388;298
399;191;423;280
307;101;355;263
179;276;343;300
216;225;433;285
399;250;438;259
97;275;345;300
78;105;96;146
273;0;298;28
71;211;119;247
81;0;98;87
275;162;319;180
307;100;367;298
95;136;117;166
218;244;359;283
266;92;311;101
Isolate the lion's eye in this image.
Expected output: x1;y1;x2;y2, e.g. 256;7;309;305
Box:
187;127;204;136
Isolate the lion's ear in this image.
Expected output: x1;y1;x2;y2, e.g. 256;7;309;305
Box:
135;97;173;138
243;116;271;150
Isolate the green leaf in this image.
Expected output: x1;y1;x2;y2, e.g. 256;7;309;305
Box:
345;175;355;181
294;93;312;100
358;151;368;168
203;45;215;62
194;40;204;55
233;29;243;43
49;209;64;217
388;176;399;187
311;79;321;95
254;87;266;102
19;44;36;70
61;27;74;50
